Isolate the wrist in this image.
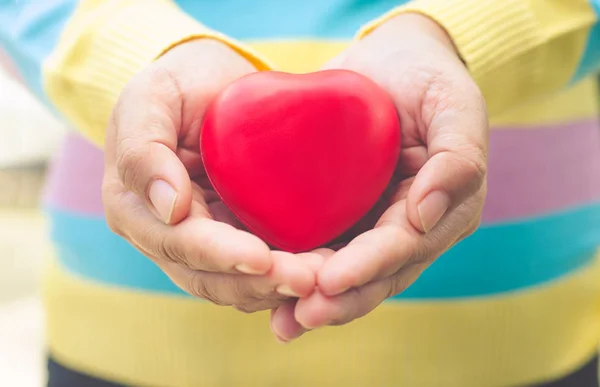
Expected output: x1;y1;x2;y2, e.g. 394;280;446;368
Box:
363;13;463;64
157;38;259;84
161;36;272;73
162;38;243;63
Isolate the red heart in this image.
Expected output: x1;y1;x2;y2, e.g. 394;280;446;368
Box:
201;70;401;252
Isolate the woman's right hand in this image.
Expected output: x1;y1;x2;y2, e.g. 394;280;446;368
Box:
102;39;317;313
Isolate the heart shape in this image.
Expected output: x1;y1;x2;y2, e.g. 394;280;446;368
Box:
201;70;401;252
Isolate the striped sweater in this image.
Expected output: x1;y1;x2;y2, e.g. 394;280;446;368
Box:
1;0;600;386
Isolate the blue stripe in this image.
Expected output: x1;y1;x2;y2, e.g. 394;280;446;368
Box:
397;203;600;299
47;202;600;299
572;0;600;82
0;0;77;106
49;209;182;295
175;0;409;39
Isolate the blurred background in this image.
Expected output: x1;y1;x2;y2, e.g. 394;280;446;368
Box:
0;64;66;386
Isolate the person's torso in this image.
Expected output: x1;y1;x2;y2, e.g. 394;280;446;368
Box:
42;1;600;386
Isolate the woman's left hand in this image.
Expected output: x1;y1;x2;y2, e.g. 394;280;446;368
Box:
270;13;489;343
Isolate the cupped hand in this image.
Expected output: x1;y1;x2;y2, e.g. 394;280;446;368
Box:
271;13;489;341
102;39;316;313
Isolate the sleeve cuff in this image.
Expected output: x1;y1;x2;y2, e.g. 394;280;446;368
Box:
44;0;273;147
358;0;542;83
356;0;594;114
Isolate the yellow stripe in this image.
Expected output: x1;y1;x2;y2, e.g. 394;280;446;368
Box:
45;254;600;387
489;77;599;127
248;40;347;73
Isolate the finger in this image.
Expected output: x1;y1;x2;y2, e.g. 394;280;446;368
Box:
317;201;421;295
269;250;332;342
105;66;192;225
103;182;272;275
157;251;317;311
407;76;488;233
268;251;320;298
207;201;245;229
270;300;305;343
326;191;390;248
298;263;426;329
304;248;333;272
318;190;484;296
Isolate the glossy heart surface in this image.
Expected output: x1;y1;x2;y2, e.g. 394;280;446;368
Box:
201;70;401;252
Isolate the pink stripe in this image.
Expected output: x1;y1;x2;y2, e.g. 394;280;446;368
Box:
43;133;105;215
483;119;600;222
44;120;600;222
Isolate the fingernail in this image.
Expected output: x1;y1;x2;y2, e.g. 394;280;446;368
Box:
276;285;299;298
418;191;450;233
235;263;265;275
148;180;177;224
274;335;290;344
269;316;290;344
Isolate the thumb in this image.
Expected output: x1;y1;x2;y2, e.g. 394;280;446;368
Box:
105;67;192;225
407;92;489;233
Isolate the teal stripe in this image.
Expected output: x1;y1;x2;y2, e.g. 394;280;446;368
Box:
47;202;600;299
175;0;409;39
49;209;182;295
0;0;77;107
398;203;600;299
571;0;600;82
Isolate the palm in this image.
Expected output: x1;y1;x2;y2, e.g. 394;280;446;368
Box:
328;78;432;248
170;107;248;228
269;14;490;342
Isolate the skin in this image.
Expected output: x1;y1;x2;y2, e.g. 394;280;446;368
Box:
102;13;488;341
270;13;489;342
102;39;319;313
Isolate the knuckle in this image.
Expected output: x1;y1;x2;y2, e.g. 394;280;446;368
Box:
465;80;486;110
422;77;454;116
115;141;145;193
407;241;432;265
263;287;288;303
231;281;282;313
232;278;253;301
104;210;124;237
235;279;282;306
187;272;208;299
466;147;488;180
197;219;218;254
142;65;183;108
144;66;175;89
327;310;349;327
465;221;480;238
232;303;257;314
157;236;180;265
466;209;483;236
188;272;228;306
403;227;433;265
328;319;348;327
130;223;179;265
452;148;488;190
184;219;219;270
101;189;124;238
463;210;483;239
154;231;187;267
327;291;358;326
386;274;409;299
